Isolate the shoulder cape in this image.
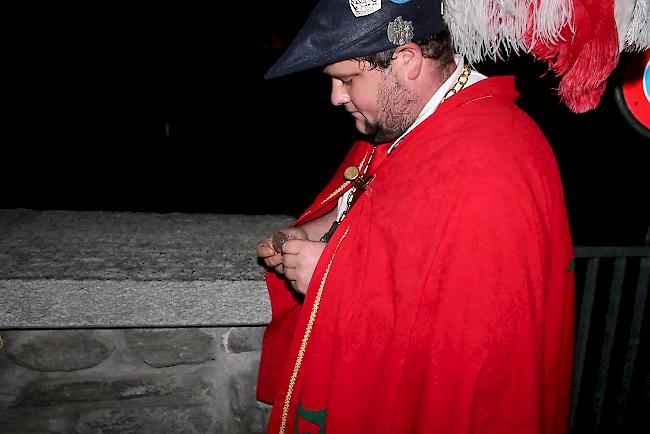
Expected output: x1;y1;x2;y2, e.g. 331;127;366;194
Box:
258;76;575;434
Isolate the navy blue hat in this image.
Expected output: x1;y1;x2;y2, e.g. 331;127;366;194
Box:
265;0;445;79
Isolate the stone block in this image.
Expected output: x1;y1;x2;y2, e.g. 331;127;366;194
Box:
0;210;290;328
0;407;70;433
0;355;39;410
0;210;293;282
14;374;210;407
4;330;114;372
74;404;215;434
125;328;216;367
227;353;270;433
223;327;265;353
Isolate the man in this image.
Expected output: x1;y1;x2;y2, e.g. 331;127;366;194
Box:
256;1;575;433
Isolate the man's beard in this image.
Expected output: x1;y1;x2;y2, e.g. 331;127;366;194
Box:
365;69;419;144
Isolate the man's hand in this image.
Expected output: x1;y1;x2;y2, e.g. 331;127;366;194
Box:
256;235;284;274
281;239;326;295
256;227;308;274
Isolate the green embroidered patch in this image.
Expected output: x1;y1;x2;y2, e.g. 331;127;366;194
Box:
295;401;326;434
566;258;575;272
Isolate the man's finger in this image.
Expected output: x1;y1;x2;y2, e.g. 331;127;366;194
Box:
282;253;297;268
257;236;276;256
258;245;276;258
281;239;312;255
283;267;297;281
264;254;283;268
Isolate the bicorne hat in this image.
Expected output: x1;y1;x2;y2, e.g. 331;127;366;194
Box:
264;0;445;80
265;0;650;114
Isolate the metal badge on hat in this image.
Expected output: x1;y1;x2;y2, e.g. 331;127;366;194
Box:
387;16;414;45
349;0;381;18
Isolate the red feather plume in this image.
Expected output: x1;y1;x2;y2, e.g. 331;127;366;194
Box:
527;0;620;113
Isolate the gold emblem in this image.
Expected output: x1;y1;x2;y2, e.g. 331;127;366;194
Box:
343;166;374;189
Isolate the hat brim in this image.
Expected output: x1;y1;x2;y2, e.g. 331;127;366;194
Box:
265;0;445;79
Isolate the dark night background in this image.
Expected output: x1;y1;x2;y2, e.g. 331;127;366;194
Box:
3;3;649;246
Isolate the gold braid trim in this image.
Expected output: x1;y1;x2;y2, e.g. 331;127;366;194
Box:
319;180;351;207
278;226;351;434
297;151;370;221
318;151;370;206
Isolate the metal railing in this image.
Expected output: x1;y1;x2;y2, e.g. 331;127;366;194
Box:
570;246;650;434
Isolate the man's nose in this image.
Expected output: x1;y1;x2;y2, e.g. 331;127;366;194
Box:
330;83;350;106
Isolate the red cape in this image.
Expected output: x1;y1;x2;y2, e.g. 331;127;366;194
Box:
258;76;575;434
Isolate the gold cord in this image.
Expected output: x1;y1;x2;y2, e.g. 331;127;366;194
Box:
279;227;351;434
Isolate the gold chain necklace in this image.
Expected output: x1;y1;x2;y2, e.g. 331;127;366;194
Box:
443;62;472;101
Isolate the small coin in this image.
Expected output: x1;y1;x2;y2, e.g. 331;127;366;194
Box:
272;231;289;253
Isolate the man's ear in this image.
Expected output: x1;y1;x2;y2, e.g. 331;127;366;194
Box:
393;42;424;80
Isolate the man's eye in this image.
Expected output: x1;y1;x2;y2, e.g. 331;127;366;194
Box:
342;78;353;85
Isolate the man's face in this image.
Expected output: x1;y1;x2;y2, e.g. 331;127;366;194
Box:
324;59;419;144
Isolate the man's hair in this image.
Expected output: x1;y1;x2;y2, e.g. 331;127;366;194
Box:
358;28;455;70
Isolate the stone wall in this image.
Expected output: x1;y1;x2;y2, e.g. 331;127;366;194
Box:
0;327;269;434
2;212;649;433
0;210;293;434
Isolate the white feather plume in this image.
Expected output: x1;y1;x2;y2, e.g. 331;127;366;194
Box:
615;0;650;51
442;0;574;63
